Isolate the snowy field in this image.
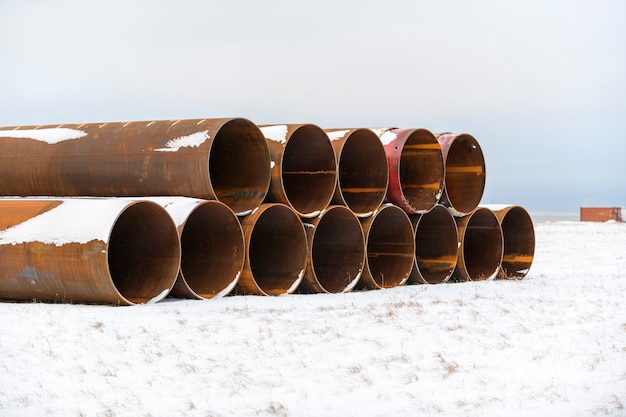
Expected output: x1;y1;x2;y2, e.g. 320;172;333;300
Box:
1;220;625;417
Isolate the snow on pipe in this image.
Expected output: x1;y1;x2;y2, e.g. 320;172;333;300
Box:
452;207;504;282
482;205;535;280
0;118;271;215
0;198;181;305
371;128;445;215
435;133;486;217
237;203;308;296
324;128;389;217
408;204;459;284
357;204;415;290
300;206;365;293
148;197;245;299
259;124;337;218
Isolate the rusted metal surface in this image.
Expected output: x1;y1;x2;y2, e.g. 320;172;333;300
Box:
259;124;337;217
301;206;365;293
435;133;486;217
453;207;503;282
409;205;459;284
0;198;180;305
483;205;535;280
0;118;271;214
373;128;444;214
237;203;308;295
358;204;414;289
151;197;244;299
580;207;623;222
324;128;388;217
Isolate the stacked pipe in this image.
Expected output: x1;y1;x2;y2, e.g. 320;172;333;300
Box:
0;118;535;305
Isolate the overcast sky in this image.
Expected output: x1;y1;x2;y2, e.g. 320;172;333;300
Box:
1;0;624;213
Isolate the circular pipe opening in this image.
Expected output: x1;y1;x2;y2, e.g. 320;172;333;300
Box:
309;206;365;293
336;130;388;215
281;125;337;215
398;129;445;213
499;207;535;279
458;208;503;281
362;206;414;288
440;134;486;216
108;202;180;304
412;205;458;284
248;205;307;295
209;119;271;214
179;202;244;298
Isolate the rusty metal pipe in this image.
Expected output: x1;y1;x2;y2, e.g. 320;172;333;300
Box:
301;206;365;293
0;118;271;214
237;203;308;295
260;124;337;217
436;133;486;217
482;205;535;280
372;128;445;214
0;198;180;305
325;129;388;217
149;197;245;299
453;207;503;282
408;204;459;284
358;204;415;290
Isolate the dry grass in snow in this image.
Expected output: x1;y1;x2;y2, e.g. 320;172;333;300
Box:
1;221;625;417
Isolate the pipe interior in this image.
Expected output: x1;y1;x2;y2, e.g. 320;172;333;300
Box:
500;208;535;278
209;119;271;213
108;202;180;304
365;207;414;288
399;129;444;212
445;134;486;215
180;203;244;297
338;130;388;214
415;206;459;284
462;209;503;280
282;125;337;214
311;208;364;293
249;205;307;295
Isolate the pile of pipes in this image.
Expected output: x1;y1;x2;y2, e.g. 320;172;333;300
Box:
0;118;535;305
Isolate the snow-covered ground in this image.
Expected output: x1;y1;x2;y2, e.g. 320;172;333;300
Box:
1;220;625;417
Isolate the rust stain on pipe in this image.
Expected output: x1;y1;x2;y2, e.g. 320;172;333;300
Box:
358;204;414;289
324;128;388;217
373;128;445;214
0;198;181;305
259;124;337;217
483;205;535;280
0;200;62;230
237;203;308;295
409;205;459;284
453;207;503;282
151;197;245;299
0;118;271;214
301;206;365;293
435;133;486;217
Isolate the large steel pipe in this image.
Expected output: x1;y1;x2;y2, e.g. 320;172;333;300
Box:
483;205;535;280
358;204;414;289
0;118;271;214
301;206;365;293
409;205;459;284
453;207;503;282
325;128;388;217
260;124;337;217
372;128;444;214
150;197;245;299
0;198;180;305
237;203;308;295
436;133;486;217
